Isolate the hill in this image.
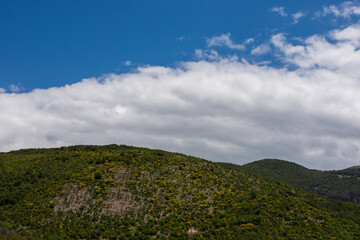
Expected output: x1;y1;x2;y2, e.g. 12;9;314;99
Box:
221;159;360;204
1;145;360;239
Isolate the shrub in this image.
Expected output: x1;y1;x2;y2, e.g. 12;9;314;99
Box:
94;172;102;180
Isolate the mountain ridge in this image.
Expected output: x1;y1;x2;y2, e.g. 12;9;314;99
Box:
220;158;360;204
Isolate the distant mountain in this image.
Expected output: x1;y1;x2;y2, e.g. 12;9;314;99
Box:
1;146;360;239
220;159;360;204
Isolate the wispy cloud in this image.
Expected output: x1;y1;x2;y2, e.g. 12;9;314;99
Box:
322;1;360;18
194;49;221;61
207;33;246;50
9;84;22;93
292;12;305;24
271;6;287;17
244;38;254;44
251;44;271;55
124;60;133;66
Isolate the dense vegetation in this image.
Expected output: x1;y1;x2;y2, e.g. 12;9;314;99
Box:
221;159;360;204
1;145;360;239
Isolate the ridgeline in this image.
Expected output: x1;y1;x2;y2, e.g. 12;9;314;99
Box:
221;159;360;204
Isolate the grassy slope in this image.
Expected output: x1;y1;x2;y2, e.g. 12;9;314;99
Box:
0;146;359;239
221;159;360;204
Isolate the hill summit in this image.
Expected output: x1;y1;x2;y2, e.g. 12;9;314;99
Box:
1;145;360;239
222;158;360;204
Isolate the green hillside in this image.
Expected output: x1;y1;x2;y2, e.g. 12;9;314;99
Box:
1;146;360;239
221;159;360;204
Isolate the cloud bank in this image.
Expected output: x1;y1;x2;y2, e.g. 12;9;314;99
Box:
2;21;360;170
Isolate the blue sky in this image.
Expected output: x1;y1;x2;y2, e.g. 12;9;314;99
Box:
2;1;360;170
0;0;351;91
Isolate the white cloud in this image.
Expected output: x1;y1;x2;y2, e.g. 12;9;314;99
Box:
124;60;133;66
271;26;360;77
194;49;221;61
244;38;254;44
271;6;287;17
292;12;304;24
0;88;6;94
9;84;22;93
322;1;360;18
251;44;271;55
207;33;245;50
330;24;360;45
3;24;360;170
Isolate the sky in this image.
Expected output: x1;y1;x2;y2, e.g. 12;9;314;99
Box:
1;1;360;170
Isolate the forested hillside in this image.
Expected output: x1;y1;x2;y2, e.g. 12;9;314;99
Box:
1;145;360;239
221;159;360;204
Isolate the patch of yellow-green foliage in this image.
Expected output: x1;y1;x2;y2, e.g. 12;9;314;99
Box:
1;145;360;239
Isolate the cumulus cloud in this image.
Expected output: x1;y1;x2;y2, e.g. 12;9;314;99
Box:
322;1;360;18
271;6;287;17
271;26;360;78
0;88;6;94
207;33;246;50
331;24;360;45
4;21;360;170
3;23;360;170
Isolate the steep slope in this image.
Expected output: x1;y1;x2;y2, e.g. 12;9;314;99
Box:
221;159;360;204
1;146;360;239
327;166;360;203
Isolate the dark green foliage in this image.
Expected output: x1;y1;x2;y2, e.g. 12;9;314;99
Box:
94;172;102;180
1;146;360;239
221;159;360;204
